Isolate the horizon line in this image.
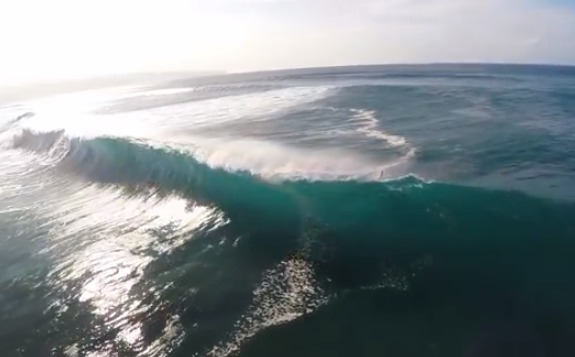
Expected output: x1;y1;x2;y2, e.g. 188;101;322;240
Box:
3;60;575;93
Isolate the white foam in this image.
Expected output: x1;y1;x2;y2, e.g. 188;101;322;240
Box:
146;86;334;133
350;109;408;147
206;248;427;357
170;137;402;181
6;86;416;182
15;86;334;141
208;258;329;357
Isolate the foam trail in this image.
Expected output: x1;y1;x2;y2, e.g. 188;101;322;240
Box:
350;109;408;147
207;258;328;357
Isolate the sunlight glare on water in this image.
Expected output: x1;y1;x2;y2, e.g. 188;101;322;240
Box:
39;184;226;355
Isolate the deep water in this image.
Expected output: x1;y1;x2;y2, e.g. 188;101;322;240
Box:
1;64;575;357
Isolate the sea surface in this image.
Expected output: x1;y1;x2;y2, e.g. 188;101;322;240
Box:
1;64;575;357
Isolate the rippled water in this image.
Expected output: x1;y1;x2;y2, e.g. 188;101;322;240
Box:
1;64;575;357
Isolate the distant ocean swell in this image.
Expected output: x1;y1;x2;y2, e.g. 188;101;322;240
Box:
9;126;575;355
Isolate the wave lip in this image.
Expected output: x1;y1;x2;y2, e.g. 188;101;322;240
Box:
7;129;423;229
10;126;408;180
10;128;575;226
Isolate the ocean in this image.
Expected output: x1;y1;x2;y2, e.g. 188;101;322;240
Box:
1;64;575;357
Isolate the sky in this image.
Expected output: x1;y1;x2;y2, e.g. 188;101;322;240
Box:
1;0;575;85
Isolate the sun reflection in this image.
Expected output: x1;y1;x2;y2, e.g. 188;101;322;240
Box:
42;183;225;355
15;87;160;140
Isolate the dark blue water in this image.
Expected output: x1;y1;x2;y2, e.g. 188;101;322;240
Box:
1;64;575;357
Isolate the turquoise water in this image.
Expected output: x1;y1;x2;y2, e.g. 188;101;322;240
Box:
1;64;575;356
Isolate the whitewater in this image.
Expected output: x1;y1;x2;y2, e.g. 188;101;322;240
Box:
1;64;575;357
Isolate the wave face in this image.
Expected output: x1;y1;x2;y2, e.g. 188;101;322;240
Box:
2;64;575;357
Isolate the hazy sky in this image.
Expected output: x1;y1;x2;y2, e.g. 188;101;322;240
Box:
1;0;575;85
